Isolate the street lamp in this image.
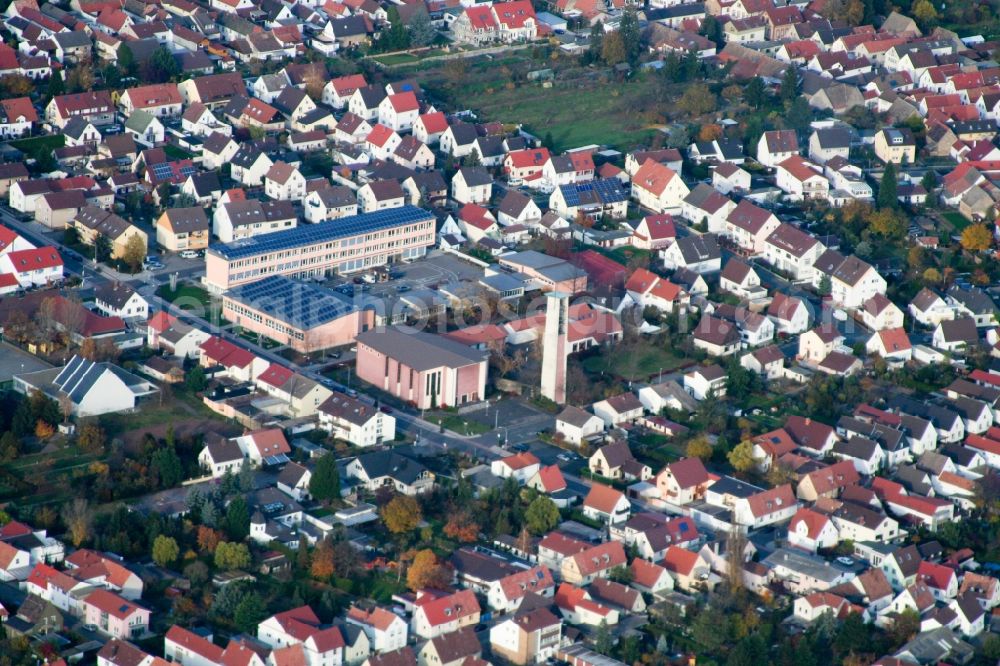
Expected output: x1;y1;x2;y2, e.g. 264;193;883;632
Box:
497;426;509;447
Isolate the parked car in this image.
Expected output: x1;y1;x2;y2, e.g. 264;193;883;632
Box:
179;250;200;259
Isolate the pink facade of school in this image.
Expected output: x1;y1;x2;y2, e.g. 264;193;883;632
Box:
221;295;376;353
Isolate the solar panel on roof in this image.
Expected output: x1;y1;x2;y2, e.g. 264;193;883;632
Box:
210;206;434;260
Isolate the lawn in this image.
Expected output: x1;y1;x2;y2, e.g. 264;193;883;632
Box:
412;58;659;152
941;211;971;232
434;413;491;436
156;283;213;311
372;49;447;66
11;134;65;159
459;81;655;152
163;144;193;160
582;345;687;382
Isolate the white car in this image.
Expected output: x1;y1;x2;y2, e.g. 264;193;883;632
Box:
179;250;200;259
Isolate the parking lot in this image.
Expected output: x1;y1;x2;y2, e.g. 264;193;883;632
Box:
325;250;485;298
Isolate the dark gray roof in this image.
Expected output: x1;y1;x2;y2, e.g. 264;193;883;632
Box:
357;327;487;371
94;281;139;311
353;450;428;485
674;233;720;264
224;275;355;329
456;167;492;187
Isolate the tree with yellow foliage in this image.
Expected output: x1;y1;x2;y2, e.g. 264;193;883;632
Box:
960;223;992;252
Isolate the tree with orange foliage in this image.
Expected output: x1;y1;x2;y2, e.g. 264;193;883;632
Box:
311;538;335;580
698;124;723;142
196;525;221;554
443;510;479;543
34;420;55;439
406;549;451;591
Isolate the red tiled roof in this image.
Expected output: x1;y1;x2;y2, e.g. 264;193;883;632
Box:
534;464;566;492
583;483;625;514
388;91;419;113
416;589;479;627
506;147;550;169
789;507;831;540
569;541;626;576
84;589;148;620
417;111;448;135
633;159;678;196
661;545;698;576
5;246;62;272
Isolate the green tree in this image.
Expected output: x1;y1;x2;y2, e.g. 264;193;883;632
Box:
151;535;179;567
225;497;250;541
785;96;812;132
117;43;137;77
46;72;64;101
185;365;207;393
618;9;641;65
95;235;112;263
832;611;871;657
601;31;627;65
877;161;898;209
376;6;410;52
691;606;727;653
678;83;716;116
233;592;266;633
151;446;183;488
408;10;436;47
727;440;757;473
143;46;180;83
524;496;560;535
310;454;341;503
745;77;767;109
700;15;722;45
63;225;79;247
587;21;603;64
214;541;252;569
11;400;33;437
728;635;766;666
921;169;937;195
662;51;682;82
817;274;832;296
594;619;612;655
0;431;19;460
780;66;799;103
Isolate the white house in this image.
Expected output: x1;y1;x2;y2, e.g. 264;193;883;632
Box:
757;130;799;167
631;160;689;214
555;406;604;445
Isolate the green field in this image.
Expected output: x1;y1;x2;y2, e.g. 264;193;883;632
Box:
412;58;659;152
11;134;65;159
941;211;971;232
157;283;213;311
582;346;687;382
373;49;448;66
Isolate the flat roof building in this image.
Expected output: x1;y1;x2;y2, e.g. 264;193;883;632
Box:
205;206;435;293
221;275;374;353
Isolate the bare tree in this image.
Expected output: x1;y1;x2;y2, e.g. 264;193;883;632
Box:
58;391;73;424
62;498;94;547
726;526;746;591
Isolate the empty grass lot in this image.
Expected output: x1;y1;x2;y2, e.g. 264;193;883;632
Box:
156;283;213;311
413;58;658;152
582;346;687;382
